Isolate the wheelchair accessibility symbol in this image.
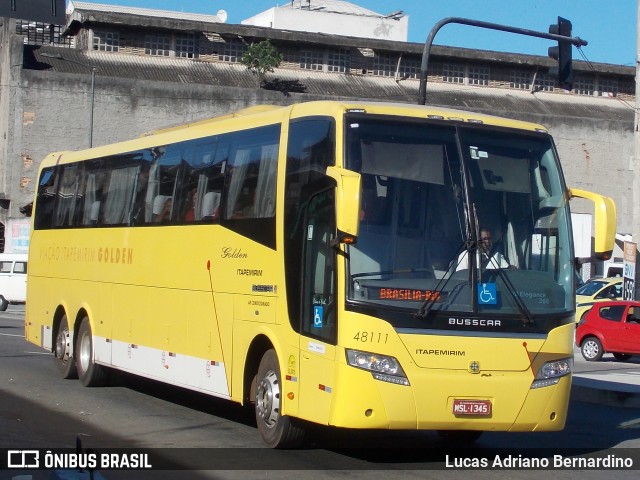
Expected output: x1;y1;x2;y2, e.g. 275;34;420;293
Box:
313;305;324;328
478;283;497;305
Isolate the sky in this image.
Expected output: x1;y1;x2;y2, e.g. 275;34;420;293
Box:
80;0;637;66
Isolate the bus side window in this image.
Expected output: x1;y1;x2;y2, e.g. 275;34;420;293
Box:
34;168;58;230
178;137;223;223
103;166;139;225
54;165;81;227
224;126;279;221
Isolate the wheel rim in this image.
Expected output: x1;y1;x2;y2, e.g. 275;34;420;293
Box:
79;330;92;373
583;340;599;359
256;369;280;428
55;327;71;364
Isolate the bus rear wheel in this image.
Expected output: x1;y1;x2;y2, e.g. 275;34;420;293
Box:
0;296;8;311
54;315;77;379
76;317;108;387
255;349;304;448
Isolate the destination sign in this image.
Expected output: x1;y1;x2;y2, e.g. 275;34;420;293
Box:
373;288;444;302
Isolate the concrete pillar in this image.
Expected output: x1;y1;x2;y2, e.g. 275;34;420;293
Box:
633;0;640;294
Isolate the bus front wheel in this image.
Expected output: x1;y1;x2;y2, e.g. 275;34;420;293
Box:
255;349;304;448
54;315;78;379
76;317;109;387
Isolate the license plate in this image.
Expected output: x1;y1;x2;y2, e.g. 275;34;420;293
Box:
453;399;492;416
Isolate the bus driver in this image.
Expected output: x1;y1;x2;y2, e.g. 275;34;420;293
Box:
456;227;513;271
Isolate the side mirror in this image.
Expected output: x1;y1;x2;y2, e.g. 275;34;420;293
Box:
325;166;361;241
569;188;616;260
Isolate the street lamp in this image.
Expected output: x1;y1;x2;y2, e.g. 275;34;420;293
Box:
41;52;98;148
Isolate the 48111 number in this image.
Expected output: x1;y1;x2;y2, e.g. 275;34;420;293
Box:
353;331;389;344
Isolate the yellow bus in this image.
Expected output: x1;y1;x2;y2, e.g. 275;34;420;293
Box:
25;100;615;448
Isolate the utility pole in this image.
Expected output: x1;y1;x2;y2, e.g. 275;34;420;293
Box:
633;0;640;296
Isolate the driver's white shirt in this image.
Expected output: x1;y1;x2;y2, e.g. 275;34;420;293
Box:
455;250;510;271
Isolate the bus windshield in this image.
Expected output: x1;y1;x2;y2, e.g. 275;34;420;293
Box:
345;116;573;325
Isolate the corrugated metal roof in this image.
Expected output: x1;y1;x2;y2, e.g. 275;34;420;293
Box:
69;1;224;24
25;45;631;124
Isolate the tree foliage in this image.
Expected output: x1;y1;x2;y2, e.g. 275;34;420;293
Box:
240;40;284;87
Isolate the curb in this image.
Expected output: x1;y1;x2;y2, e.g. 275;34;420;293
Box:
571;376;640;409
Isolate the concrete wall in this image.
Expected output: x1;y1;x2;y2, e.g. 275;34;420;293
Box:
551;119;634;234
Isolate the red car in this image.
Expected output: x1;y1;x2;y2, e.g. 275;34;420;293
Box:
575;300;640;361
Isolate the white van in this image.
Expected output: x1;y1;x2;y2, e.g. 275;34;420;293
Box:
0;253;28;311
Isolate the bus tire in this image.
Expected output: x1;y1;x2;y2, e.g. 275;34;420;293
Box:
255;349;305;448
76;317;108;387
54;314;78;379
0;296;8;311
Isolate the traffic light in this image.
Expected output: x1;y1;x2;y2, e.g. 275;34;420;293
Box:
548;16;573;90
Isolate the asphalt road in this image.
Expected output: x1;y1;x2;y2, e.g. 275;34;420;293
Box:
1;306;640;480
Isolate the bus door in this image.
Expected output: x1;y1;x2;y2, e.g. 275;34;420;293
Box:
298;189;337;422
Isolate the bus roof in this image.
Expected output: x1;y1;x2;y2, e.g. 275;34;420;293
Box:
288;100;548;132
38;100;548;169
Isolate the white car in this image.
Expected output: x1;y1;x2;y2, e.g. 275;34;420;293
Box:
0;253;28;311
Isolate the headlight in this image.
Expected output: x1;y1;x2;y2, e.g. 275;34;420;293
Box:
530;357;573;389
346;349;410;386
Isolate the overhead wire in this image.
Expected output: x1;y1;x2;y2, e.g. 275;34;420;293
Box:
576;46;637;112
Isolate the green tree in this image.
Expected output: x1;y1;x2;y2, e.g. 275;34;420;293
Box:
240;40;284;87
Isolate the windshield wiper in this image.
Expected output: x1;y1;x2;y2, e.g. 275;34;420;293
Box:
414;238;472;319
416;199;476;320
483;257;534;325
415;239;534;325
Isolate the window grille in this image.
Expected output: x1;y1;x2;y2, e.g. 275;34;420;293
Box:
221;39;245;62
373;53;395;77
16;20;72;46
300;49;324;71
573;75;595;96
534;73;555;92
93;31;120;52
443;64;464;84
469;66;489;86
327;48;350;73
145;34;171;56
598;77;619;97
510;70;532;90
176;34;197;59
